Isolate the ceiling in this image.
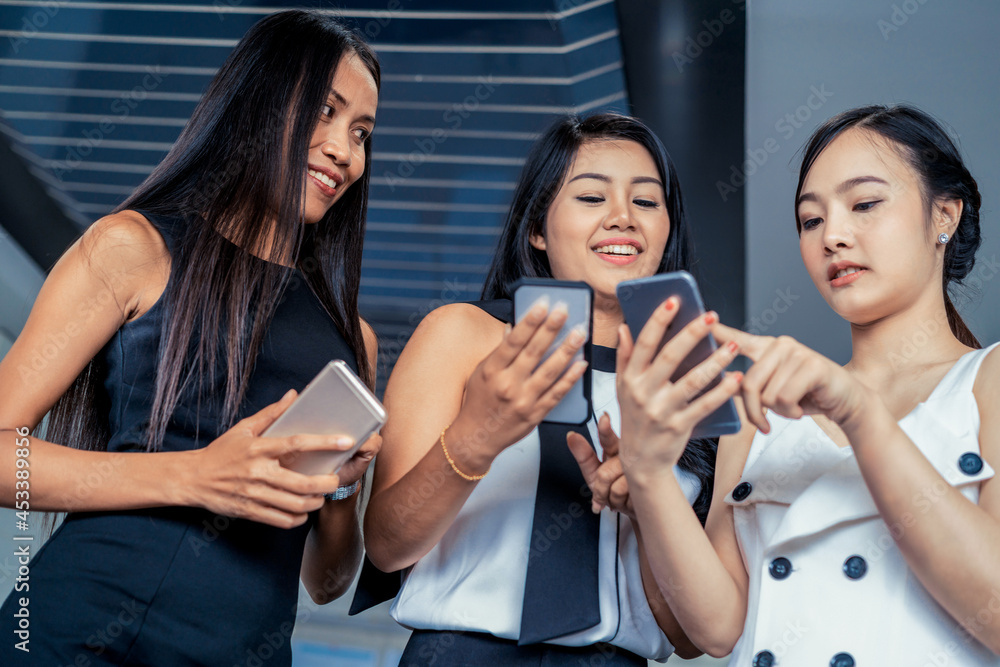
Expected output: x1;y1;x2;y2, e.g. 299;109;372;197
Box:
0;0;630;316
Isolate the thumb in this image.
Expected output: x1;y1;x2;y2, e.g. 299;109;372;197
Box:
243;389;297;435
566;432;601;483
596;412;620;457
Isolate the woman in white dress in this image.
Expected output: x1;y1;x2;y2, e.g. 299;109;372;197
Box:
606;105;1000;665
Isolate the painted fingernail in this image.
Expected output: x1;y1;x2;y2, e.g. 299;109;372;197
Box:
336;437;353;447
663;297;677;311
727;341;739;353
704;311;718;325
732;371;744;383
551;301;568;316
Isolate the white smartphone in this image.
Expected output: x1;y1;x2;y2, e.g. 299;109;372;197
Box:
512;278;593;425
264;360;386;475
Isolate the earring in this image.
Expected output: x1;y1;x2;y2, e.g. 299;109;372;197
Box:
938;233;949;244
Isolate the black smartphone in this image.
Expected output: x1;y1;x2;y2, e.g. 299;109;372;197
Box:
616;271;740;438
512;279;593;425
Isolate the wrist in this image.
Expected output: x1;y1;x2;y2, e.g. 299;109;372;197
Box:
625;462;682;494
164;450;200;508
443;413;498;477
836;384;883;437
324;481;361;501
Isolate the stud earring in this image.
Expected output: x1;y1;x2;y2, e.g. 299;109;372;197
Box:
938;233;949;244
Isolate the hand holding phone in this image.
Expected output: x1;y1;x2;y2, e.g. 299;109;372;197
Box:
264;360;387;475
512;279;593;424
616;271;740;437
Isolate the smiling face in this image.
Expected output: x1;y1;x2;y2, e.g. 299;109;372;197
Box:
302;52;378;224
530;138;671;300
796;127;958;325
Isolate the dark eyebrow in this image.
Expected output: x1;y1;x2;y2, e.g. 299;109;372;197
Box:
569;172;611;184
328;88;377;126
568;173;663;188
632;175;663;188
797;175;890;206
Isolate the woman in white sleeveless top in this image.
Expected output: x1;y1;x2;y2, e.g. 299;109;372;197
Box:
610;105;1000;665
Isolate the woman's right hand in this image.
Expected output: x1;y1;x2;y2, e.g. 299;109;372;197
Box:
617;298;743;479
185;390;355;528
449;298;588;461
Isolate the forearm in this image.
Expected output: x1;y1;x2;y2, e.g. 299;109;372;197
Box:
364;415;496;572
845;405;1000;653
301;492;363;604
628;470;747;657
633;523;702;659
2;430;192;511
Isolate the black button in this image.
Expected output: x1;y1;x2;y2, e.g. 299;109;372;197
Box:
843;555;867;580
769;557;792;580
733;481;753;501
959;452;984;475
753;650;775;667
830;653;855;667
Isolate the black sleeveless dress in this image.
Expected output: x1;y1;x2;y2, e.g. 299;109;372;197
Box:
0;211;360;665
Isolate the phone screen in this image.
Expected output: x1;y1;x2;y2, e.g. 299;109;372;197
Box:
616;271;740;437
512;279;593;425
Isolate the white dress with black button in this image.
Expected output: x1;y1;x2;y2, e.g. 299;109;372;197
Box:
726;342;1000;667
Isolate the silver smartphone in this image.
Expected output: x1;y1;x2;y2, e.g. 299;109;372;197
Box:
512;279;593;425
264;360;386;475
616;271;740;438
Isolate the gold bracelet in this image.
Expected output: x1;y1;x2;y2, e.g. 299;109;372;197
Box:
440;424;489;481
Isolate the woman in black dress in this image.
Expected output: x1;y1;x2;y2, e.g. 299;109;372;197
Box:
0;11;380;665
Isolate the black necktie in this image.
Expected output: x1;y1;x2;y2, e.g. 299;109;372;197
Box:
518;345;615;645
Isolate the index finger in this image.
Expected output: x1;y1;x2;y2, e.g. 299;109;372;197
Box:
710;322;771;361
626;297;679;375
489;298;551;368
260;433;356;458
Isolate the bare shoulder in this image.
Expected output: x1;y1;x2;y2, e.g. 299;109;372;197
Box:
72;210;171;322
975;345;1000;517
403;302;505;364
78;210;168;265
974;343;1000;398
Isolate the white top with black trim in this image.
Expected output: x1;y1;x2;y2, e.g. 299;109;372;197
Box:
390;366;702;661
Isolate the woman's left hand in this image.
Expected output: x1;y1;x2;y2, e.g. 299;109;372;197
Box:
710;323;871;433
567;413;634;518
334;433;382;488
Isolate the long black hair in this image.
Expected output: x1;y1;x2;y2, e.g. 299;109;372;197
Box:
482;113;694;299
482;112;716;524
796;104;982;348
46;10;380;454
